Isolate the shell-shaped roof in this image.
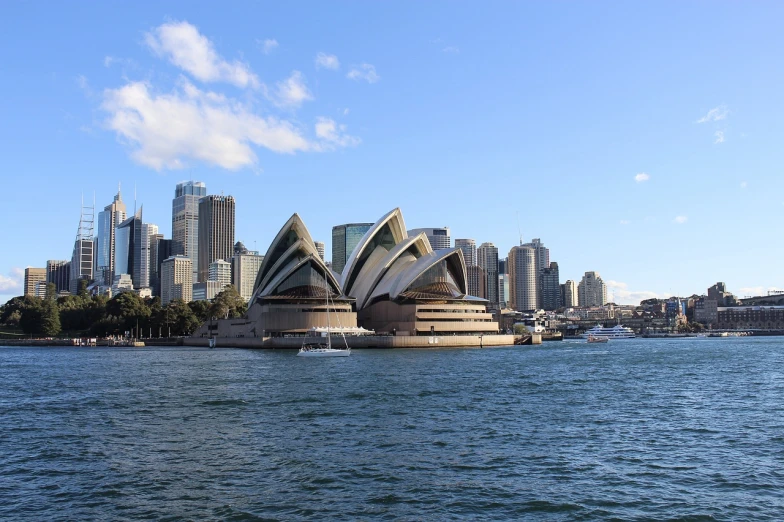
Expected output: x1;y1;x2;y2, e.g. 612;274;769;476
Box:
253;213;314;292
369;247;468;303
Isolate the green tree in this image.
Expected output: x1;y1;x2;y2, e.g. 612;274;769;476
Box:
189;300;211;322
208;285;247;319
77;278;89;299
18;297;43;335
45;282;57;301
39;298;61;337
165;299;200;336
106;292;151;335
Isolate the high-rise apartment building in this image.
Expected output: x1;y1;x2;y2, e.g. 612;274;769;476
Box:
231;251;264;302
96;188;127;285
508;245;536;311
523;238;550;308
69;198;95;294
331;223;373;274
477;242;499;308
455;239;477;266
161;255;193;306
208;259;232;288
467;264;486;298
314;241;326;261
540;262;561;311
172;181;206;282
24;268;46;297
562;280;578;308
197;195;235;283
578;271;607;307
408;227;451;250
139;222;158;289
46;260;71;294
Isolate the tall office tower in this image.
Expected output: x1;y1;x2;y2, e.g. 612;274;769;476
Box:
314;241;326;261
508;246;536;311
46;260;71;293
161;256;193;306
540;262;561;311
96;188;127;285
172;181;206;282
208;259;232;287
522;238;549;308
114;208;145;288
477;242;500;308
139;222;159;289
24;267;46;297
578;271;607;307
70;198;95;294
231;250;264;302
331;223;373;274
197;195;235;283
408;227;451;250
499;273;510;309
467;264;486;298
455;239;477;266
150;236;173;297
562;280;578;307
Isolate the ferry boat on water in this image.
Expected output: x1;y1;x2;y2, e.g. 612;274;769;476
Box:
581;325;636;339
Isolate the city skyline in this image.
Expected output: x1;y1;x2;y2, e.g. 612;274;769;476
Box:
2;3;784;305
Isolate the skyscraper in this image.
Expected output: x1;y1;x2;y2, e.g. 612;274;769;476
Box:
455;239;477;266
232;249;264;302
508;246;536;311
578;271;607;307
477;242;499;308
46;260;71;294
69;198;95;294
562;280;578;307
150;235;172;297
314;241;326;261
114;208;145;288
24;268;46;297
540;262;561;311
197;195;235;282
408;227;451;250
96;188;127;286
467;264;486;298
208;259;232;287
161;256;192;305
331;223;373;274
523;238;550;308
139;222;159;289
172;181;206;282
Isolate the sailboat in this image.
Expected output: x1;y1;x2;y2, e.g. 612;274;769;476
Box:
297;262;351;357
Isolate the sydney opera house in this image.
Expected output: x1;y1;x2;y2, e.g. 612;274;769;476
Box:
194;208;500;341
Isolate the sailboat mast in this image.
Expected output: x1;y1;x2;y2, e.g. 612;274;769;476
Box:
325;262;331;349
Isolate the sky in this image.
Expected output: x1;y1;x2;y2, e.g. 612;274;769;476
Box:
1;2;783;306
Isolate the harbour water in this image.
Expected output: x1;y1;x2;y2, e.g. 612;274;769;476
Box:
1;337;783;520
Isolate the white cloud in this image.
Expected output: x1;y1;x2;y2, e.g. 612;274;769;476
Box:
145;21;259;88
673;215;688;224
315;52;340;70
697;105;729;123
605;280;660;305
634;172;650;183
442;46;460;53
619;220;631;225
738;286;784;297
0;268;23;293
714;130;725;144
314;117;360;149
76;75;92;96
102;80;316;170
341;108;350;116
740;181;747;189
260;38;278;55
104;56;116;67
272;71;313;108
347;63;380;83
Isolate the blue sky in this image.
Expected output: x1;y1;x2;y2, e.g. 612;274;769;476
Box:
1;2;783;305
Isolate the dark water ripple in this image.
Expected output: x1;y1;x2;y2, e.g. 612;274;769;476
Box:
1;337;784;520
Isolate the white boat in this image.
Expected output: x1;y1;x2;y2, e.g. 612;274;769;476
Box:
298;262;351;358
581;325;636;339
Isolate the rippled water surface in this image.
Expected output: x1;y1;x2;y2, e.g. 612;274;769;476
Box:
2;338;784;520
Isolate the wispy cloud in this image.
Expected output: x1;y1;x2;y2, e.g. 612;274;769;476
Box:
145;21;259;88
314;117;360;149
714;130;725;144
76;75;93;97
696;104;729;123
101;80;348;170
315;52;340;70
634;172;650;183
740;181;747;189
272;71;313;108
619;220;631;225
347;63;380;83
259;38;278;55
442;46;460;54
606;280;660;305
0;268;23;293
673;215;688;224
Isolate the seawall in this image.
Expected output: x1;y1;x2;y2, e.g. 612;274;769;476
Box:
184;334;519;349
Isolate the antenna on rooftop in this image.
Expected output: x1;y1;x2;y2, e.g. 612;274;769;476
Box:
516;211;523;246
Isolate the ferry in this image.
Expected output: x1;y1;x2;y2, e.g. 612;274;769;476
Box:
581;325;636;339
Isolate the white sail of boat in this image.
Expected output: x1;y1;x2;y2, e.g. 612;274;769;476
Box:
298;260;351;357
